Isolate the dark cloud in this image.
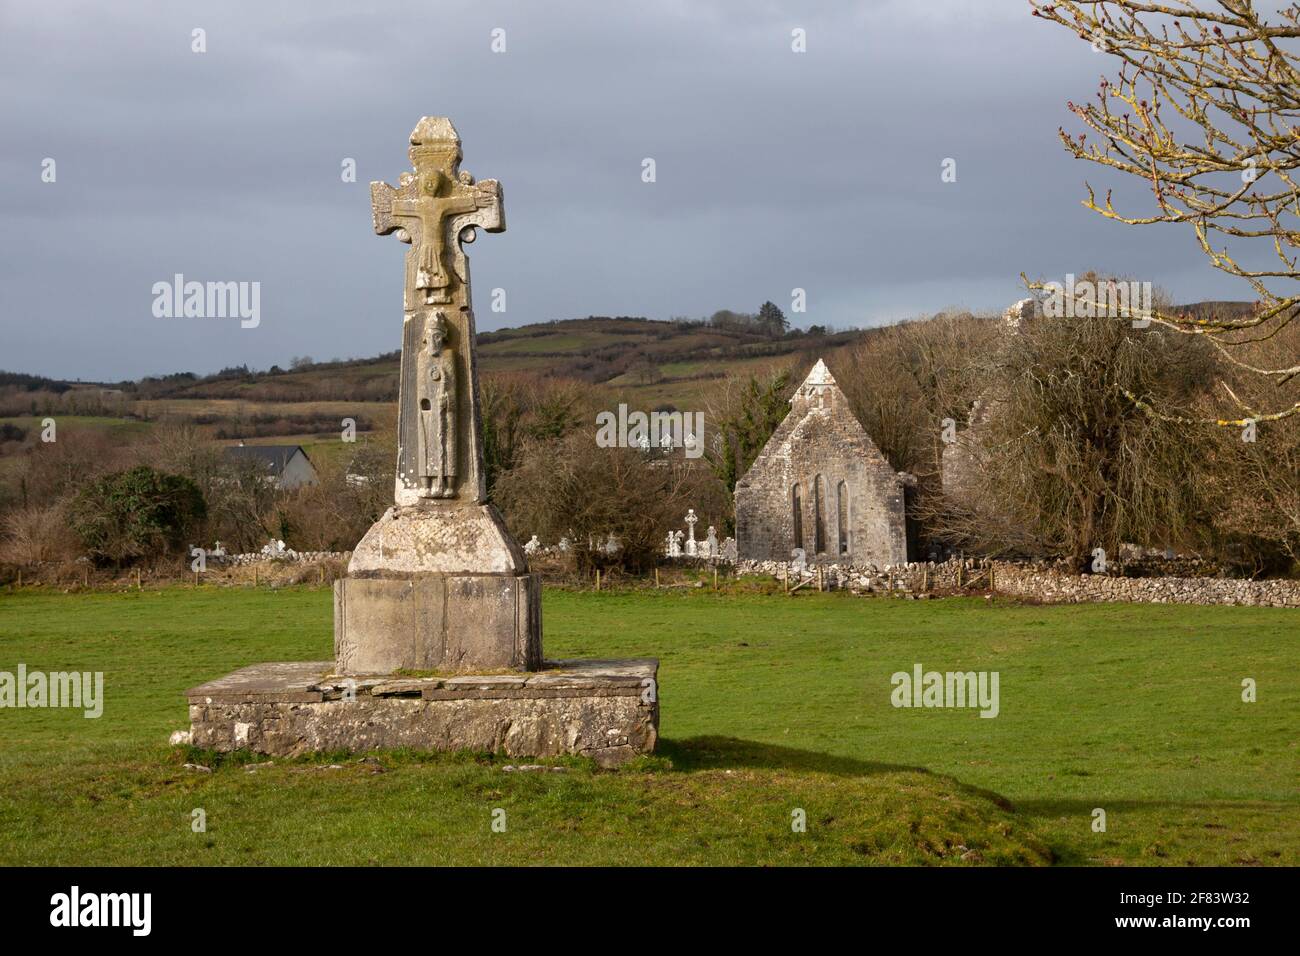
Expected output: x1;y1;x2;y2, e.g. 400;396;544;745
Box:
0;0;1245;380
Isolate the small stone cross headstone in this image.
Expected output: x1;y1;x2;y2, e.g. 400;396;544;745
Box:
684;509;698;556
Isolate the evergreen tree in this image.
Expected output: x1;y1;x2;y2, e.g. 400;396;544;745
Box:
757;301;788;336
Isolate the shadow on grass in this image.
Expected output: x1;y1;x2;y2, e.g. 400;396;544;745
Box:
660;735;925;776
658;736;1021;812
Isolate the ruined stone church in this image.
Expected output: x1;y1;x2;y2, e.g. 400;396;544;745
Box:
735;359;909;566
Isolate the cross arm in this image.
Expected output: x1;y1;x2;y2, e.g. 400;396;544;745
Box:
467;179;505;234
370;180;410;237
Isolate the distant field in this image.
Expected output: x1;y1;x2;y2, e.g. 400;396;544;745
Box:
0;586;1292;866
132;400;394;421
0;415;153;438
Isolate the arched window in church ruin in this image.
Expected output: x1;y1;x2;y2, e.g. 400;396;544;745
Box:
791;483;804;551
837;480;850;555
813;474;827;554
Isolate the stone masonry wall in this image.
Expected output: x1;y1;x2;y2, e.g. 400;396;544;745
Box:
990;562;1300;608
736;557;1300;608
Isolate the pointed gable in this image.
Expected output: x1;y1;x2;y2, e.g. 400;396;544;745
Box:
734;357;908;566
744;359;889;475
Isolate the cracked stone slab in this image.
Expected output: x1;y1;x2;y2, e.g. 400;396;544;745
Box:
369;679;442;697
187;658;659;765
186;662;331;704
442;674;529;690
187;659;658;705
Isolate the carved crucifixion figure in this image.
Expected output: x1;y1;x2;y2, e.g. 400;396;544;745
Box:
391;167;480;303
371;117;504;505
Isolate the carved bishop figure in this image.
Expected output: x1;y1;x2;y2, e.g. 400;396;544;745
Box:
416;312;458;498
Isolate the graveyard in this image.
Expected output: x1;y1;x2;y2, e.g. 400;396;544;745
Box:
0;583;1294;866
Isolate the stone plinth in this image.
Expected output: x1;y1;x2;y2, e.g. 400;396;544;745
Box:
335;503;542;675
348;503;525;576
186;659;659;768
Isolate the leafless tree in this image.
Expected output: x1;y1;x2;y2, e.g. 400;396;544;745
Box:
1031;0;1300;424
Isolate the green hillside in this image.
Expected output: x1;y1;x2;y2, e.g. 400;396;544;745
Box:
146;316;863;410
3;304;1256;448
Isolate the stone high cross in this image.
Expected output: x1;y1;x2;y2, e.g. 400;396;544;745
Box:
371;116;505;505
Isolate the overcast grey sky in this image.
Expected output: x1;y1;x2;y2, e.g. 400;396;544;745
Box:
0;0;1247;381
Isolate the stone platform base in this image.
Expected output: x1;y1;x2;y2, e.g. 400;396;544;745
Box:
186;658;658;768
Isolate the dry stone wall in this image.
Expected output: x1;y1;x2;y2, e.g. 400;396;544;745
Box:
736;557;1300;607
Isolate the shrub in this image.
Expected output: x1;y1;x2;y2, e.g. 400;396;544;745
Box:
0;502;80;565
68;466;207;566
494;431;726;572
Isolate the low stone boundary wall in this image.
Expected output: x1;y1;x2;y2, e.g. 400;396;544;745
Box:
989;563;1300;608
735;558;1299;608
218;550;347;567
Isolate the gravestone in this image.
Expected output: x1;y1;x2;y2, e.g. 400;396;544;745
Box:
185;118;659;767
334;116;540;675
684;509;698;556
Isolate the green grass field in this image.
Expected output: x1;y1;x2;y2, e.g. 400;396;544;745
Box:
0;586;1294;866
